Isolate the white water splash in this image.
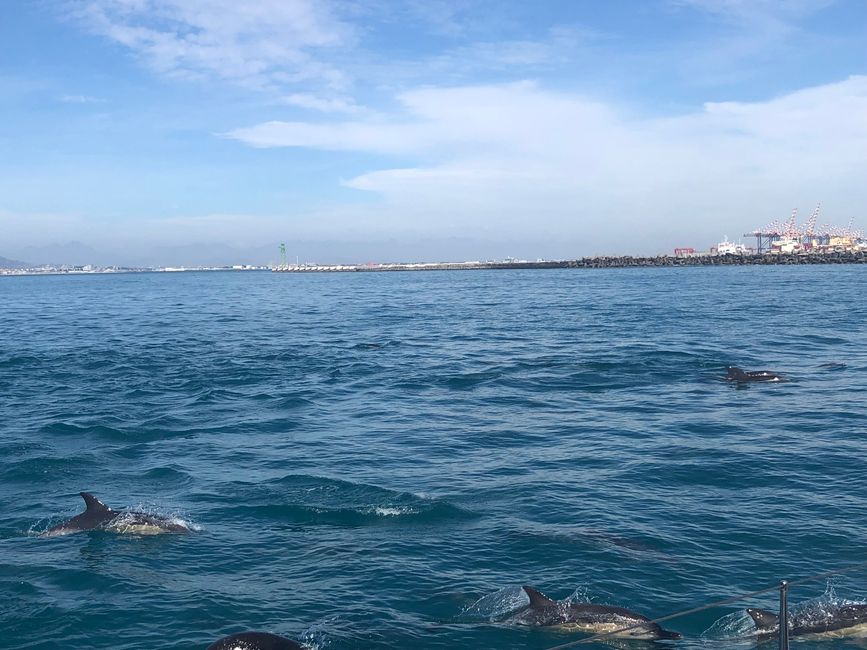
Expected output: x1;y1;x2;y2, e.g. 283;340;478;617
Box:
367;506;418;517
460;586;529;621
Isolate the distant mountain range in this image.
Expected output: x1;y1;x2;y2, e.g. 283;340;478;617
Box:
9;242;102;267
2;235;578;268
0;255;31;269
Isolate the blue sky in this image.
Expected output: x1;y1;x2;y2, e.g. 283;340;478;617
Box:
1;0;865;265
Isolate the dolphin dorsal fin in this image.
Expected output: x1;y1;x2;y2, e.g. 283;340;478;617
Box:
727;366;748;380
746;608;779;631
523;586;557;608
80;492;111;513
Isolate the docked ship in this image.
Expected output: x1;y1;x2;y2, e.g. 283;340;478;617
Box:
715;236;749;255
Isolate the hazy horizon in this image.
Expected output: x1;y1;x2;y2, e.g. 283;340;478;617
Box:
2;1;865;265
2;234;695;268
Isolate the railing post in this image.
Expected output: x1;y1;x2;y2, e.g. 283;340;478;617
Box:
779;580;789;650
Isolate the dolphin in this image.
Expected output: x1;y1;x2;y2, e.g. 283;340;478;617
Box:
207;632;303;649
726;366;784;383
747;604;867;639
42;492;191;536
505;586;681;640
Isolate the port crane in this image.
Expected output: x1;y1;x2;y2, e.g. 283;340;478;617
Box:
744;203;862;253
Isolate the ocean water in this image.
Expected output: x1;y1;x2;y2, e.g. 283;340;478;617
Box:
1;266;866;650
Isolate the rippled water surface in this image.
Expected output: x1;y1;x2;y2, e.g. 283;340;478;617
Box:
1;267;866;649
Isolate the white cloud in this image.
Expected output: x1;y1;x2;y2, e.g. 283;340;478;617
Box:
673;0;830;26
280;93;363;114
666;0;838;86
227;80;617;155
75;0;353;90
225;76;867;251
422;26;598;76
59;94;103;103
228;76;867;163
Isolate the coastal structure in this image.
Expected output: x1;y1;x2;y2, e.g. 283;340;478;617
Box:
272;250;867;273
743;205;864;254
273;208;865;273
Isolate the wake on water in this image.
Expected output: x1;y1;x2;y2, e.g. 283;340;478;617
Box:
459;585;595;623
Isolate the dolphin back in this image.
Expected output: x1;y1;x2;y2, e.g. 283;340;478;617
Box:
727;366;783;382
790;603;867;636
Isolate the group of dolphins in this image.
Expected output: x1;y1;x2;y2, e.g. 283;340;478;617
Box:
43;366;839;649
44;489;867;647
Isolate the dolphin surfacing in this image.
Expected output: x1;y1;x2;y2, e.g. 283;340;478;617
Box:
747;604;867;639
207;632;303;650
42;492;191;537
726;366;784;383
506;586;681;640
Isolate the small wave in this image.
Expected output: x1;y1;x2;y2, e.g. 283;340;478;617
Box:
82;357;123;371
397;369;501;392
139;466;195;487
441;370;501;390
188;387;245;405
222;502;464;527
351;342;386;350
124;387;169;398
1;455;98;482
367;506;419;517
214;474;474;527
801;334;849;345
275;396;316;409
38;421;193;443
0;354;42;368
40;422;123;437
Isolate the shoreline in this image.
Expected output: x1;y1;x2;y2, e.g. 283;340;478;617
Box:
273;251;867;272
3;251;865;277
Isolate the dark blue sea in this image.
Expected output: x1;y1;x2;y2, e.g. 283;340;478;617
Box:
1;266;866;650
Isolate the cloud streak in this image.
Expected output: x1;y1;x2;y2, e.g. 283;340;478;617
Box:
58;94;103;103
75;0;353;90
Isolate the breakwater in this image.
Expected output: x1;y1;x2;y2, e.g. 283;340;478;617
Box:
274;250;867;272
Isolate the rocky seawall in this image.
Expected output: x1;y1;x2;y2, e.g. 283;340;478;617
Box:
274;251;867;272
515;250;867;269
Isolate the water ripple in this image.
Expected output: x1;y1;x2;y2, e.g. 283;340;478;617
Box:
0;267;865;649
